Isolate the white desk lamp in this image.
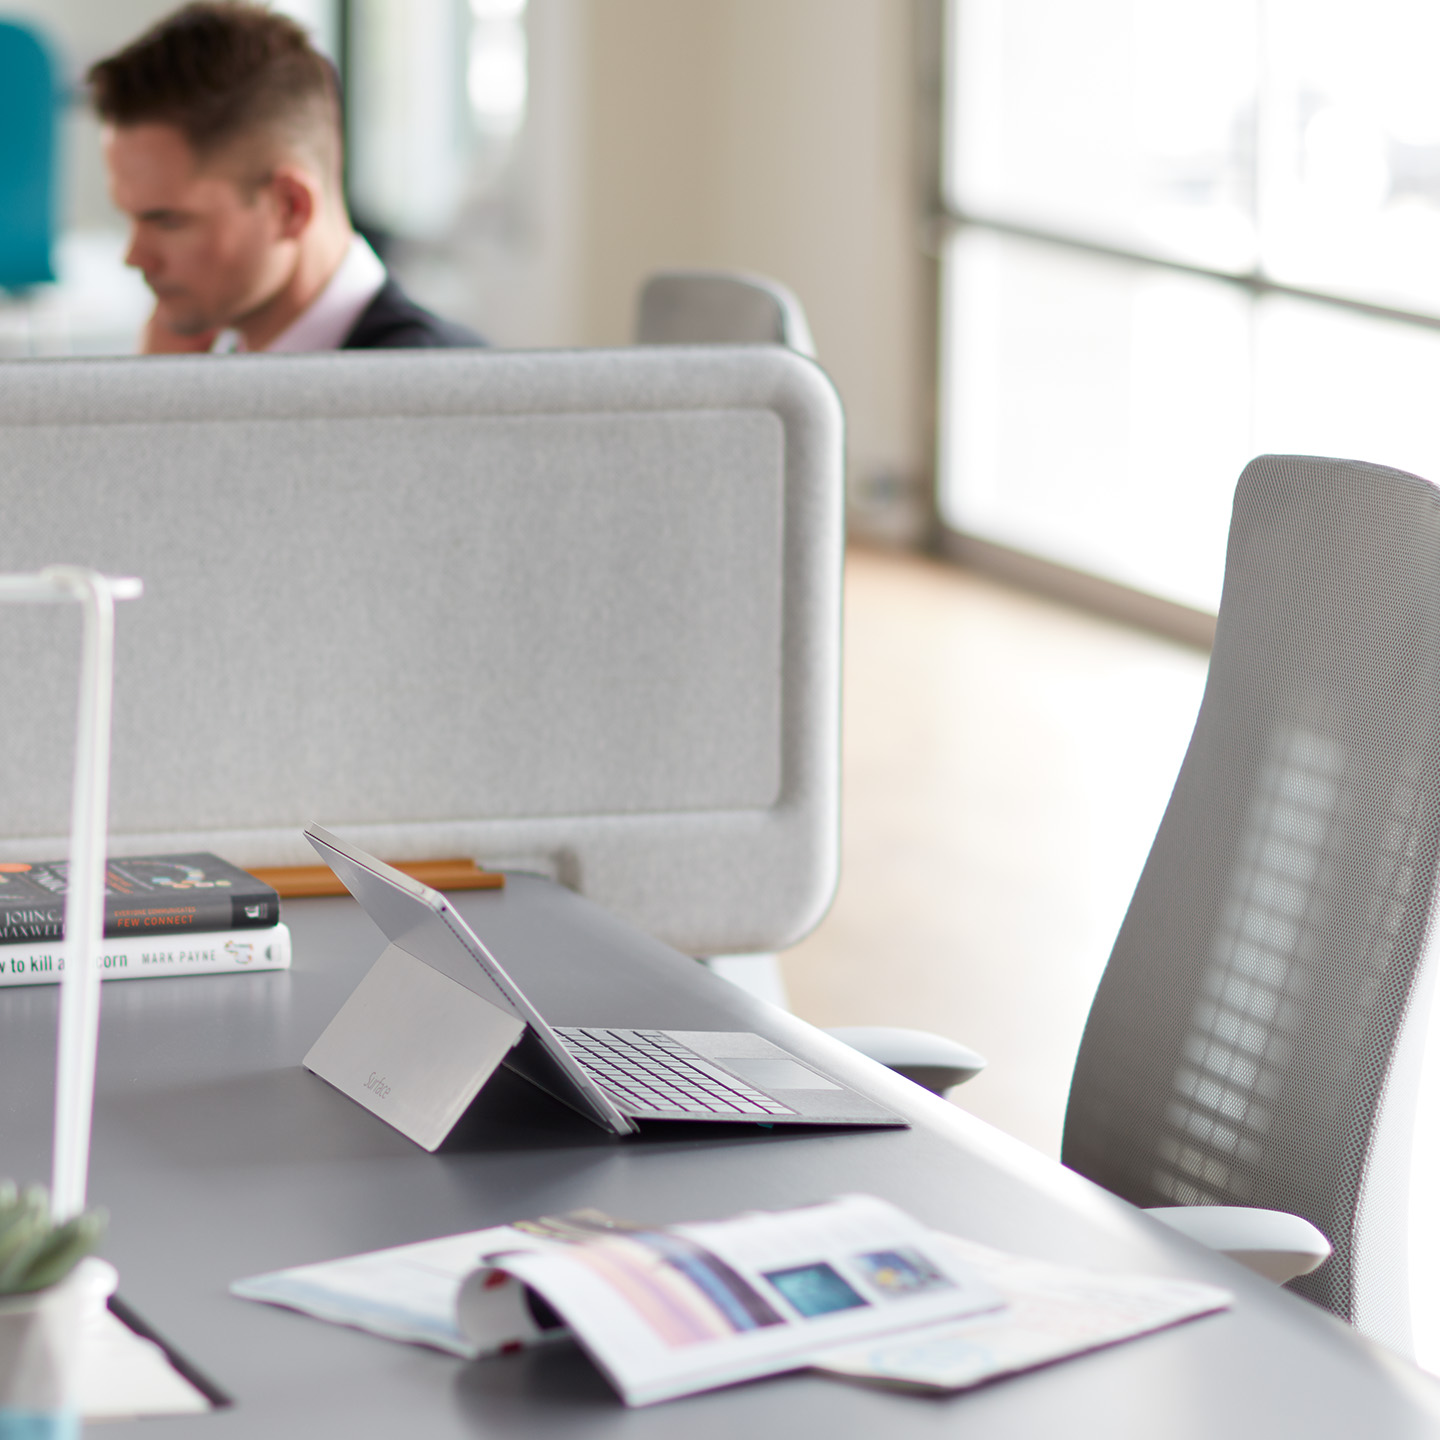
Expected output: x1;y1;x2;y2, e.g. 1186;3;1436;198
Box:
0;568;141;1221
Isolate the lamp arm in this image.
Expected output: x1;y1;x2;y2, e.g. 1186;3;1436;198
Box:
0;568;142;1221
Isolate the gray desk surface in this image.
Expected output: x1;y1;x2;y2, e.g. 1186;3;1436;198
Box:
2;876;1438;1437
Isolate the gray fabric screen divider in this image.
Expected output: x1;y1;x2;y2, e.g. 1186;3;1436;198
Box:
0;345;843;957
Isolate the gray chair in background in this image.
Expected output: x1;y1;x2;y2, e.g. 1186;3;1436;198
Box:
635;269;817;356
1062;453;1440;1353
633;267;986;1094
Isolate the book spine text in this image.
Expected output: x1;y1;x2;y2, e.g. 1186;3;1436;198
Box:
0;924;291;987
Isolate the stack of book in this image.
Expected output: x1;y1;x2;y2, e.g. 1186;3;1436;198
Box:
0;853;289;988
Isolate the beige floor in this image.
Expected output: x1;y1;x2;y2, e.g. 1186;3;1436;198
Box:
780;547;1211;1159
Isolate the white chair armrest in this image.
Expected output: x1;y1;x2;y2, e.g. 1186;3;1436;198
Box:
825;1026;986;1095
1145;1205;1331;1284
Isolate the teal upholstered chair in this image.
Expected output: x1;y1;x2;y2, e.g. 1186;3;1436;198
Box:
0;20;59;290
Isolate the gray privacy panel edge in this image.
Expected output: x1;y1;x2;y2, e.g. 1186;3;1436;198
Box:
0;345;843;956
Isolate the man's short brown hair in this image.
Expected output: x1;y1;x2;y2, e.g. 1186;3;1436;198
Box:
88;3;342;183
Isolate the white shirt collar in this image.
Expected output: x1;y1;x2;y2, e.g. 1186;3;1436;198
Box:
213;235;387;354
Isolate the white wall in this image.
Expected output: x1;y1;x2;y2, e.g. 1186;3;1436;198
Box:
572;0;930;517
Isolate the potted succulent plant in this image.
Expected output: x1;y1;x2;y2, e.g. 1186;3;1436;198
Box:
0;1184;106;1440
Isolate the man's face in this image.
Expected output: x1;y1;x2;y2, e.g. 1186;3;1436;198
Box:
104;123;293;336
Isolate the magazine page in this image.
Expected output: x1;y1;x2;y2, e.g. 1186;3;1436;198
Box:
812;1234;1232;1393
464;1195;1002;1407
232;1226;550;1357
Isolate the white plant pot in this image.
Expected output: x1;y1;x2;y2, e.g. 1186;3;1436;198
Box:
0;1259;115;1439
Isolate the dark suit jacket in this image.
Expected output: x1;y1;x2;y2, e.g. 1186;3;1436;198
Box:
341;276;485;350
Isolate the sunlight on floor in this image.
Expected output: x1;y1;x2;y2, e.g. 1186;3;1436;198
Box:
780;548;1211;1158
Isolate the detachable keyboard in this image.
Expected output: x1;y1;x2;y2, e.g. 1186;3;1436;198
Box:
555;1026;796;1117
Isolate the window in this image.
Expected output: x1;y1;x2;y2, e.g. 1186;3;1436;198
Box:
345;0;528;242
941;0;1440;615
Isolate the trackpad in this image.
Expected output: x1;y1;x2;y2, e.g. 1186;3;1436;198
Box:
721;1057;842;1091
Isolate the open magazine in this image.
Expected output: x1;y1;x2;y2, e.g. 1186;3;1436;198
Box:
232;1195;1232;1407
234;1195;1002;1405
814;1234;1233;1392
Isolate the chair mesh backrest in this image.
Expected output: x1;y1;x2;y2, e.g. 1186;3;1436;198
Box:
1062;454;1440;1326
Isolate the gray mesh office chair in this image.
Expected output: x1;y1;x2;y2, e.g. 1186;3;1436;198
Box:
1064;453;1440;1357
635;270;817;356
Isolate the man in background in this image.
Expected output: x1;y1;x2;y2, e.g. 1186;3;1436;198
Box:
89;2;482;354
